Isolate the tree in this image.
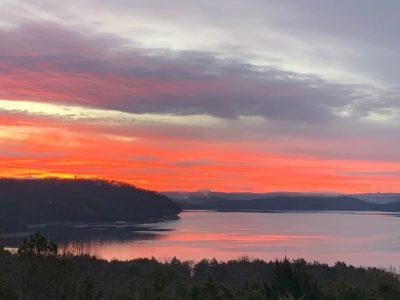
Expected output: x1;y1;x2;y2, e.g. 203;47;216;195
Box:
17;233;58;257
266;258;321;300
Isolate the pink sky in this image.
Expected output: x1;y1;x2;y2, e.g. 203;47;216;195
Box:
1;1;400;193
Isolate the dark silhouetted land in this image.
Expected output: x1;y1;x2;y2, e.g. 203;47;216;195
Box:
168;192;400;212
0;178;181;233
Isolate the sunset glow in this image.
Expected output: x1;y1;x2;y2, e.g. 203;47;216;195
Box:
1;1;400;193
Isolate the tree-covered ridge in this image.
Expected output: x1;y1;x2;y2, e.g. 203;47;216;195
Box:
0;234;399;300
0;178;181;232
177;195;400;212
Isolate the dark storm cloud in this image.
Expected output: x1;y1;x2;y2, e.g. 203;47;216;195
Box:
0;22;391;126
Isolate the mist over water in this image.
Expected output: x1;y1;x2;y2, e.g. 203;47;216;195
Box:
2;211;400;268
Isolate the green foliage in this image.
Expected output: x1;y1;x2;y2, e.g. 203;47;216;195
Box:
266;258;321;299
18;232;58;257
78;278;102;300
0;234;399;299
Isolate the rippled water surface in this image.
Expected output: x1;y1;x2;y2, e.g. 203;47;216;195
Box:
2;210;400;267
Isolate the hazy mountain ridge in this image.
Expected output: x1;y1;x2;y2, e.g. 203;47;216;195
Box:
165;191;400;212
350;193;400;204
163;191;340;204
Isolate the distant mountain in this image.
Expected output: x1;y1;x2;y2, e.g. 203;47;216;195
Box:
350;193;400;204
163;191;339;204
166;191;400;212
176;195;381;211
0;178;181;233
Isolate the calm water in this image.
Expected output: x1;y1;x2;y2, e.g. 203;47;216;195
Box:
2;210;400;267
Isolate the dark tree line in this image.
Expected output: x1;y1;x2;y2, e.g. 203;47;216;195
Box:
0;234;399;299
0;178;181;233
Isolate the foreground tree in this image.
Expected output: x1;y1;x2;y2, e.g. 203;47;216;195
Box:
0;234;399;299
266;258;321;299
18;232;58;257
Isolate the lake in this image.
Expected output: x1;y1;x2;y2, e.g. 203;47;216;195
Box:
2;210;400;268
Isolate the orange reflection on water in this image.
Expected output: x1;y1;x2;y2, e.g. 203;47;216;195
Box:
56;210;400;267
163;233;331;243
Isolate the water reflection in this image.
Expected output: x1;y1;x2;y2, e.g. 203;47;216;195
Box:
0;222;169;247
2;211;400;267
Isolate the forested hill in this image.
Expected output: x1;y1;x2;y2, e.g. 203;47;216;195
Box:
0;178;181;231
175;195;400;212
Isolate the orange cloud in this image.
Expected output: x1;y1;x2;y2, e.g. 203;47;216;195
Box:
1;110;400;193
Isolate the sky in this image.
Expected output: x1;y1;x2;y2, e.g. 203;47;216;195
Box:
0;0;400;193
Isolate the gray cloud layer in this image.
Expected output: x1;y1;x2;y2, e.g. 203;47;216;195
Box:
3;0;400;86
0;22;396;124
0;2;400;162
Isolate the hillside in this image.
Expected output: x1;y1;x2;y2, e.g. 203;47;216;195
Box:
350;193;400;204
163;191;339;205
175;195;400;212
167;191;400;212
0;178;181;233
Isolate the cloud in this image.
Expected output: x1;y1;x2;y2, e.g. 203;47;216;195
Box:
0;99;228;128
3;0;400;87
173;160;214;167
0;4;400;192
1;21;398;126
0;20;399;164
